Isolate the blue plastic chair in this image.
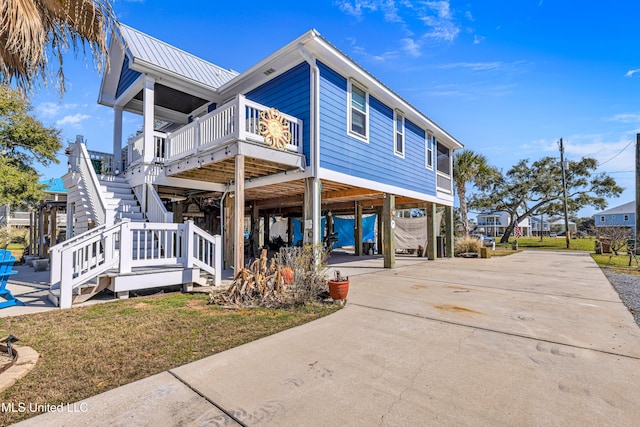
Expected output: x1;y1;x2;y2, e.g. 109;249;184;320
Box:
0;249;24;308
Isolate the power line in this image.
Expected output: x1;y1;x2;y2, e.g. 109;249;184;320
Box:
598;139;634;166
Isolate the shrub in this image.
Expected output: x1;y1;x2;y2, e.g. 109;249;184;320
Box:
455;236;482;256
209;245;329;308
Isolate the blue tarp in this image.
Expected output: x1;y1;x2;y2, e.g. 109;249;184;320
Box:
293;215;376;248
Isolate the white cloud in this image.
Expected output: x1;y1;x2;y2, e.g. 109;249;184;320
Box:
336;0;463;56
625;69;640;77
36;102;80;118
56;114;90;127
419;1;460;42
608;113;640;123
473;35;484;44
401;38;421;57
335;0;379;19
439;61;504;71
36;102;62;118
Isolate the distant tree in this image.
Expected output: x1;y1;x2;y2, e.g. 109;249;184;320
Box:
576;217;595;235
470;156;622;244
0;85;62;206
0;0;116;93
453;150;498;237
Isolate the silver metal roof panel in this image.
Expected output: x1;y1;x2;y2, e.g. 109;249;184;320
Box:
119;24;238;89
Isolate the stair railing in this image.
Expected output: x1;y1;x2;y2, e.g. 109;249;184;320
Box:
68;142;111;226
50;220;221;308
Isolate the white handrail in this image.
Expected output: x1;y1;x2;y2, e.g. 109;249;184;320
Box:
51;220;221;308
146;184;174;223
71;142;110;225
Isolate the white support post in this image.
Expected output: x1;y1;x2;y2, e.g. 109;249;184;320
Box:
194;117;201;152
142;76;155;164
213;234;222;286
113;106;123;173
185;220;195;268
60;249;73;309
118;221;132;274
237;95;245;141
49;247;61;290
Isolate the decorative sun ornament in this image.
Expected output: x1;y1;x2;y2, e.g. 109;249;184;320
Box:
259;108;291;150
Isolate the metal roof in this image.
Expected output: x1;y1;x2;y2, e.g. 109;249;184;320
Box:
119;24;238;89
595;201;635;216
41;178;67;193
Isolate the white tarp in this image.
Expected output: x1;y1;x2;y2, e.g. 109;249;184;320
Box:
394;216;428;250
394;212;443;250
269;217;289;241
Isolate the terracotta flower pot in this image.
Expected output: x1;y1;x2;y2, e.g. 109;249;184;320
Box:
328;280;349;300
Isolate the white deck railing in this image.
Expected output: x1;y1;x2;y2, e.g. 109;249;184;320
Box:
126;131;167;168
50;220;222;309
166;95;303;163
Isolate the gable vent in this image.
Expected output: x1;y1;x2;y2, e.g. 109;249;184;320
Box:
264;68;276;76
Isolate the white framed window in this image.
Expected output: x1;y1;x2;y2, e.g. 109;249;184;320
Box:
624;214;629;221
394;111;404;157
347;80;368;141
600;216;605;222
437;140;450;175
426;132;434;169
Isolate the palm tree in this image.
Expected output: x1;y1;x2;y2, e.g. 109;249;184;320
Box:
453;150;496;237
0;0;116;93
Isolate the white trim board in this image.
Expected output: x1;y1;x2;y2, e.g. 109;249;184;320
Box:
318;167;452;206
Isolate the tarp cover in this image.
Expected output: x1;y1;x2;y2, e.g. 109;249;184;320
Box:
293;215;377;248
394;216;428;250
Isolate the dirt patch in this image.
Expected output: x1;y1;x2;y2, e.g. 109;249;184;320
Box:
434;304;484;315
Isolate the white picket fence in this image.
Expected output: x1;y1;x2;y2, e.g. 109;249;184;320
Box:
50;220;221;308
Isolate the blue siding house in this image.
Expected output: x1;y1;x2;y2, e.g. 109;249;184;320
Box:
594;201;635;231
65;24;463;276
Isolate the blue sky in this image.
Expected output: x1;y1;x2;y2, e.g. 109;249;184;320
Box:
31;0;640;217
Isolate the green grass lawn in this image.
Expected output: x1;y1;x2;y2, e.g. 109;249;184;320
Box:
494;236;595;251
591;253;640;269
0;293;340;425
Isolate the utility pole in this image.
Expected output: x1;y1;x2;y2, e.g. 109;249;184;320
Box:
558;138;571;249
635;134;640;245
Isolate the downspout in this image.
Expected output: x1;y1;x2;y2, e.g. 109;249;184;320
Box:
298;42;321;248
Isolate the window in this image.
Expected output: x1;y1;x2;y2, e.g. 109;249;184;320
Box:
600;216;605;223
348;81;368;140
436;141;450;175
624;214;629;221
426;132;434;169
394;111;404;157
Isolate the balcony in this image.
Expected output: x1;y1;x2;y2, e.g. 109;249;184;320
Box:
124;95;303;178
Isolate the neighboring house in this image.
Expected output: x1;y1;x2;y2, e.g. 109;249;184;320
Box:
54;24;462;308
476;211;530;237
529;216;551;236
0;178;67;229
594;201;635;232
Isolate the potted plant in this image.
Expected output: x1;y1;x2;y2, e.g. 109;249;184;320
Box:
327;270;349;301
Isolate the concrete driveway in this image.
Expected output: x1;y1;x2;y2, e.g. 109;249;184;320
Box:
15;251;640;426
